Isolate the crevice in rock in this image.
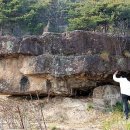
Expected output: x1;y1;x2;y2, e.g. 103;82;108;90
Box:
20;76;29;92
71;88;94;98
97;81;113;86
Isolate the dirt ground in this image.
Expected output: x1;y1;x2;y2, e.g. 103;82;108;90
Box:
0;95;128;130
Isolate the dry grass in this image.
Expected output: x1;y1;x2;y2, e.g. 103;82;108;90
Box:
102;112;130;130
0;95;130;130
0;95;48;130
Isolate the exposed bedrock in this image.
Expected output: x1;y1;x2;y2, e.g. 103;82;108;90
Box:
0;30;130;97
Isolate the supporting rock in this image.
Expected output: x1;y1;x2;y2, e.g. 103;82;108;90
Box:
93;85;121;109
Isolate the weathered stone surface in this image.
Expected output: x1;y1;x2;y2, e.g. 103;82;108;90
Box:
0;30;130;96
1;31;130;57
0;36;44;57
20;54;130;79
0;57;24;94
0;36;20;57
93;85;121;109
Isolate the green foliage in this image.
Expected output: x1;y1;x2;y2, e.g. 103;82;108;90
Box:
51;126;58;130
68;0;130;34
113;101;123;112
86;102;94;111
0;0;49;35
1;0;130;35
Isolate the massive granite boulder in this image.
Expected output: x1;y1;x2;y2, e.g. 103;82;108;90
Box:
0;31;130;96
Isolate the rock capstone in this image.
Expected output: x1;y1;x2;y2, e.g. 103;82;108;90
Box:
0;30;129;99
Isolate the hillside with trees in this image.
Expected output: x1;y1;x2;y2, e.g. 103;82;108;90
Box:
0;0;130;36
68;0;130;35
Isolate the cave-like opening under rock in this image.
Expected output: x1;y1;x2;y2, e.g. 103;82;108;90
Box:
97;82;113;86
20;76;29;92
71;88;94;98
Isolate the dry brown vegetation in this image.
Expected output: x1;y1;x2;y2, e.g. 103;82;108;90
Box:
0;95;48;130
0;95;130;130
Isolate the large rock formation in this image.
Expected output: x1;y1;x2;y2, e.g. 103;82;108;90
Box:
0;30;130;96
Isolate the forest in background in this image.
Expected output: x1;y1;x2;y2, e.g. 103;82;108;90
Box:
0;0;130;36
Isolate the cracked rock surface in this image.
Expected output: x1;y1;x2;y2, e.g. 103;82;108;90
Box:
0;31;130;96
